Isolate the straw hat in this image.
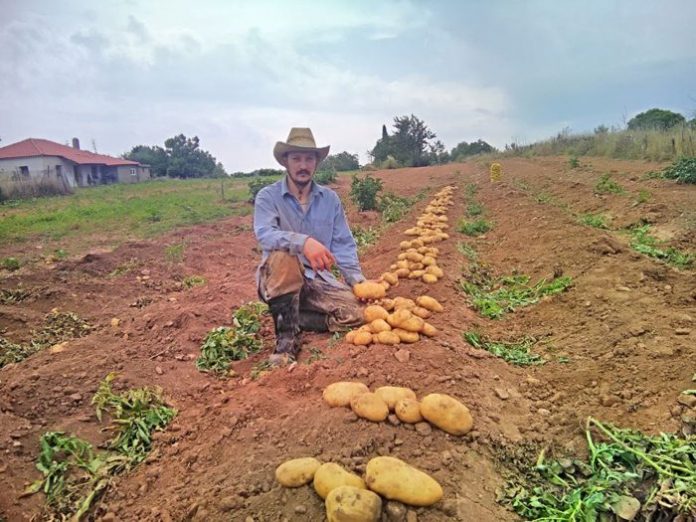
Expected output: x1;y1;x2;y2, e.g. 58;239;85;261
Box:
273;128;330;166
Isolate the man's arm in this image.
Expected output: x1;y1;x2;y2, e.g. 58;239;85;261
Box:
330;194;365;286
253;189;308;254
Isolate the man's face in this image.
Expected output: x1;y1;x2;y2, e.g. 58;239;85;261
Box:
285;151;317;188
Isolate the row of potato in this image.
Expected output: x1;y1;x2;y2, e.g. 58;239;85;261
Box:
322;381;474;436
348;186;456;347
275;455;441;522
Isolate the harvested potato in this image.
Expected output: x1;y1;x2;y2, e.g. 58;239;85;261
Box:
353;331;373;346
392;328;419;343
393;297;416;310
379;280;391;290
345;330;357;344
397;253;408;261
375;330;401;345
374;386;417;410
275;457;322;487
408;262;424;271
422;274;438;284
358;325;372;332
325;485;382;522
415;296;443;313
365;456;443;506
406;252;423;262
353;282;386;301
380;298;395;311
399;316;425;333
323;382;369;407
394;398;423;423
381;272;398;285
399;240;411;249
394;268;410;278
387;309;412;328
425;265;444;278
421;322;438;337
396;259;409;269
421;256;436;266
408;270;425;279
411;306;431;319
420;393;474;435
351;392;389;422
364;305;389;323
314;463;366;499
369;319;392;333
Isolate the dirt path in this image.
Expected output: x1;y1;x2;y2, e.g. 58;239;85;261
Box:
1;158;694;521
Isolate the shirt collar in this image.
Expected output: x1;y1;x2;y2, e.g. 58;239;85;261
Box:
281;175;324;198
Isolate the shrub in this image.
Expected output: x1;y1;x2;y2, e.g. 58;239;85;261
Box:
381;155;400;169
594;173;624;194
350;174;383;211
578;213;609;229
568;155;580;168
248;177;275;202
1;257;20;271
662;157;696;184
457;218;492;236
314;169;337;185
379;192;412;223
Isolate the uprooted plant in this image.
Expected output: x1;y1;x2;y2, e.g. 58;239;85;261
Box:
629;224;694;269
463;331;544;366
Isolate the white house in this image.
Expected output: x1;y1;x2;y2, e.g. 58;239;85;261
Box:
0;138;151;187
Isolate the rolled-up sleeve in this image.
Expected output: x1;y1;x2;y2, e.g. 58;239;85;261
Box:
329;194;365;286
254;189;308;254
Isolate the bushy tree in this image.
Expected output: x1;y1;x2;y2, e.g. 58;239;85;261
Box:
123;145;168;177
370;115;437;167
450;139;495;161
164;134;217;178
627;109;686;131
321;151;360;171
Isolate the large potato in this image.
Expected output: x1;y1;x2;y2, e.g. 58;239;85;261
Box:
399;316;425;333
420;393;474;435
369;319;392;333
374;331;400;345
374;386;417;410
345;330;357;344
364;304;389;322
314;463;366;499
394;268;410;278
411;306;431;319
425;265;444;278
351;392;389;422
381;272;398;285
422;256;436;266
387;309;412;328
415;296;443;313
421;322;438;337
365;456;443;506
392;328;419;344
422;274;438;284
353;331;373;346
353;282;386;300
393;297;416;310
275;457;322;487
379;298;395;311
408;270;425;279
323;382;369;407
394;398;423;423
325;485;382;522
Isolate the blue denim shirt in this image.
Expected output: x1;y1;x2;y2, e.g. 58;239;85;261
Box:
253;176;365;287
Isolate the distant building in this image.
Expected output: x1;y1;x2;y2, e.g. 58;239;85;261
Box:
0;138;151;187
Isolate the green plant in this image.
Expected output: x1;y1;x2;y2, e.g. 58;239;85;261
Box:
578;213;609;229
0;287;31;304
568;155;580;168
196;302;267;375
534;191;553;204
595;173;625;194
182;275;206;288
1;257;20;271
499;417;696;520
629;225;694;269
0;336;34;368
662;157;696;184
457;242;478;261
248;177;275;202
314;169;337;185
250;360;273;380
457;218;492;236
466;201;483;217
463;332;544;366
635;189;652;205
379;192;413;223
351;226;380;252
350;174;383;211
306;347;326;364
53;248;68;260
164;241;185;263
108;258;141;278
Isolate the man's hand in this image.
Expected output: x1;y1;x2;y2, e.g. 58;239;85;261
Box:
303;237;335;272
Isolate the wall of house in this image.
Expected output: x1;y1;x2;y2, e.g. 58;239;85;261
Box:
0;156;79;187
116;165;151;183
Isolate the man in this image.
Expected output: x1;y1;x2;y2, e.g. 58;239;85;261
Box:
253;128;365;365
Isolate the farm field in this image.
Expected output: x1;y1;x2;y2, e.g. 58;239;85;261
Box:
1;157;695;521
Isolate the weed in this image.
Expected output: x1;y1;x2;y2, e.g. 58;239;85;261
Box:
457;242;478;261
635;189;652;205
1;257;20;271
595;173;625;194
534;191;553;204
196;302;267;375
578;213;609;229
460;274;573;319
164;242;185;263
463;332;544;366
0;287;31;304
499;417;696;520
351;226;380;252
662;156;696;184
350;174;383;211
379;192;414;223
250;360;273;380
182;275;206;288
466;201;484;217
457;218;492;237
629;225;694;269
306;347;326;364
465;183;478;197
642;170;665;180
53;248;68;261
30;310;93;351
568;155;580;168
0;336;34;368
314;169;337;185
108;258;141;278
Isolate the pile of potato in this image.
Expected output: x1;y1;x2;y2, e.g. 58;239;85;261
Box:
275;455;443;521
322;382;474;436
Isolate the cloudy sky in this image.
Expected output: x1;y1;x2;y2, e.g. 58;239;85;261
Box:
1;0;695;171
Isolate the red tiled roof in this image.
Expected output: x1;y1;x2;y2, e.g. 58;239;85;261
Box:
0;138;140;166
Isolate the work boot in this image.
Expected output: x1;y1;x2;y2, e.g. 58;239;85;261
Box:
267;292;301;365
299;311;329;332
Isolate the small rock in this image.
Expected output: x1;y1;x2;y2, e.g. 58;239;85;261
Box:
600;395;619;407
415;422;432;436
102;513;117;522
155;366;164;376
110;318;120;328
387;414;401;426
537;408;551;417
50;342;69;354
612;495;641;520
406;510;418;522
677;394;696;408
675;328;691;336
494;387;510;400
385;500;407;521
69;393;83;403
394;349;411;363
294;505;307;514
343;412;359;423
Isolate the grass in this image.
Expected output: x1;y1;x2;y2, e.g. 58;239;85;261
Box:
499;417;696;520
182;275;206;288
457;242;478;261
25;373;176;520
463;332;544;366
0;178;251;247
457;218;493;237
594;173;625;195
466;201;484;217
164;241;186;263
577;213;609;229
351;226;380;252
629;225;694;269
635;189;652;205
459;273;573;319
1;256;20;270
196;302;267;375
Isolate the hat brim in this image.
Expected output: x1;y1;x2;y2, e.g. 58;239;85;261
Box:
273;142;330;166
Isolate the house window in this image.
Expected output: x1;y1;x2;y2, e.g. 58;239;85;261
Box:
19;166;29;178
56;165;62;177
130;168;137;176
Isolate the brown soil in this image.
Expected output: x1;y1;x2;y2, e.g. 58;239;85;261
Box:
1;158;695;521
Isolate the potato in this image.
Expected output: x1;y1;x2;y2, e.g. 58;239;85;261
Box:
353;331;373;346
394;268;410;278
375;330;401;345
421;322;438;337
399;316;425;333
379;280;391;290
404;227;420;236
399;240;411;249
425;265;444;278
351;392;389;422
353;282;386;300
408;270;425;279
381;272;398;285
397;253;408;260
314;463;366;499
393;297;416;310
358;325;372;332
405;252;423;262
387;309;412;328
396;259;409;269
411;239;424;248
369;319;392;333
411;306;431;319
392;328;419;344
365;456;443;506
408;262;424;271
325;485;382;522
374;386;417;410
345;330;357;344
415;296;443;313
394;398;423;423
422;274;438;284
323;382;370;407
421;256;436;266
363;305;389;323
275;457;322;487
380;298;395;311
420;393;474;435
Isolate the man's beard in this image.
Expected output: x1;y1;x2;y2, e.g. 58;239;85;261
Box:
291;169;312;188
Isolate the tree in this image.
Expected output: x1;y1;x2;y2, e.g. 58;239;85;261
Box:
321;152;360;172
627;108;686;131
164;134;217;178
370;114;437;167
450;139;495;161
123;145;168;177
